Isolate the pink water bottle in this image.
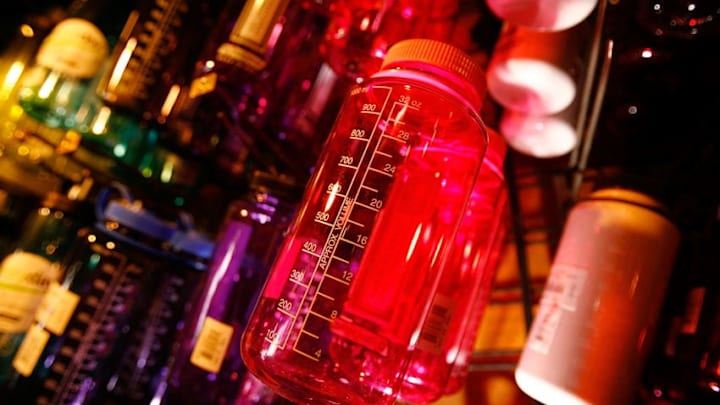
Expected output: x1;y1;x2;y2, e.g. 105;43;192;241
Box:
241;38;489;404
398;129;509;404
443;200;510;396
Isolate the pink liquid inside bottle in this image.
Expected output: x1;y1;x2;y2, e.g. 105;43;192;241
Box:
442;202;510;396
397;129;508;404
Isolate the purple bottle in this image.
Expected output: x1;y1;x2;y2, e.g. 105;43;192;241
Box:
158;171;299;405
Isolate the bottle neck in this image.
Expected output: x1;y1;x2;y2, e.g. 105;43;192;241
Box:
371;65;484;113
215;0;292;74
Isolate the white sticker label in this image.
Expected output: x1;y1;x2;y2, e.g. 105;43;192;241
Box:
35;281;80;336
0;252;60;333
526;264;588;354
35;18;109;78
12;323;50;377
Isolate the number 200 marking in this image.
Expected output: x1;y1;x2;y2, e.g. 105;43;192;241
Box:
277;298;292;311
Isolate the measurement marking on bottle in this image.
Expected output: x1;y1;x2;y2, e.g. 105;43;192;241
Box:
324;273;350;286
326;181;346;192
264;324;279;344
325;189;348;199
293;341;322;361
367;167;394;177
300;248;321;258
349;133;371;141
289;277;309;288
300;329;319;339
346;218;365;228
354;201;381;212
359;184;378;193
340;237;364;248
312;219;333;227
317;291;335;301
309;310;332;322
277;308;293;318
332;254;350;263
381;133;409;144
327;194;349;201
390;100;420;114
286;86;403;361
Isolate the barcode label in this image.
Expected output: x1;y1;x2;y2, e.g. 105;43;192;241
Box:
417;294;455;354
12;323;50;376
190;317;234;373
35;282;80;335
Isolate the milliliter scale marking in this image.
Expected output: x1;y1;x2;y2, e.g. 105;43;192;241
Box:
263;85;422;362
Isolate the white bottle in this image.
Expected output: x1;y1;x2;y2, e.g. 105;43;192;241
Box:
486;23;584;115
499;101;578;158
485;0;598;32
515;188;681;405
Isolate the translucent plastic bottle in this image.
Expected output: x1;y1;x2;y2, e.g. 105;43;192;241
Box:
241;38;489;404
442;201;509;396
398;129;508;404
515;187;681;405
159;172;299;405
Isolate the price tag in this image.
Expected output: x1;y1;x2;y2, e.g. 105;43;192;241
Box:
35;282;80;336
12;324;50;377
190;317;234;373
